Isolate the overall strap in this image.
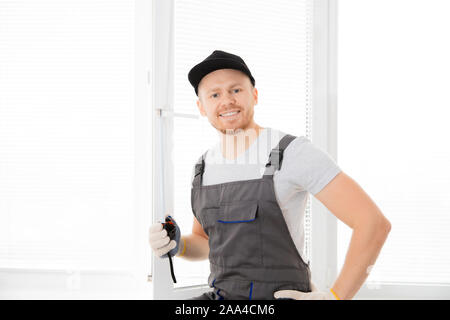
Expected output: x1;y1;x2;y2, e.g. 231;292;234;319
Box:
263;133;297;177
192;151;207;187
192;132;297;186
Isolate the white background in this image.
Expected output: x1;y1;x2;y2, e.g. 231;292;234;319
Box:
2;0;450;299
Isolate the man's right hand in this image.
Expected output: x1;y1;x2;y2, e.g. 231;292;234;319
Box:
149;220;179;258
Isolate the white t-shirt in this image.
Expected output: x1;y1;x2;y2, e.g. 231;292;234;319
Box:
191;127;341;263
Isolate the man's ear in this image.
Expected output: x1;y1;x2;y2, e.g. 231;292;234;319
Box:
197;99;206;117
253;87;258;105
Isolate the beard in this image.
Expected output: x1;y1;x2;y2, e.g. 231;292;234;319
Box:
218;127;244;135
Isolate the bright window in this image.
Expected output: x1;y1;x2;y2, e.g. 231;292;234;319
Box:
0;0;137;272
338;0;450;286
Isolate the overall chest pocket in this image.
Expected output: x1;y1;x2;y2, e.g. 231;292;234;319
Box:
205;201;263;268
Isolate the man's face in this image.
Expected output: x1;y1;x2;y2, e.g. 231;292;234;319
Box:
196;69;258;135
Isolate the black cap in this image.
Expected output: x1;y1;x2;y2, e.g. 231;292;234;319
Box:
188;50;256;96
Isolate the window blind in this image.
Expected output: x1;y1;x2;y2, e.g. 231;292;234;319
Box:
171;0;313;288
338;0;450;285
0;0;136;271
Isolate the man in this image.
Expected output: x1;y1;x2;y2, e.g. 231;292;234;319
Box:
149;50;391;300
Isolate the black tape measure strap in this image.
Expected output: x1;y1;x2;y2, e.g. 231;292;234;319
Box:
162;217;177;283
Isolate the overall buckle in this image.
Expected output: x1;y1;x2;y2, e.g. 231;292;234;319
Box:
265;149;283;168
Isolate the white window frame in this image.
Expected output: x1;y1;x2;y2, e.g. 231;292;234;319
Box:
151;0;339;300
151;0;209;300
0;0;154;299
309;0;339;294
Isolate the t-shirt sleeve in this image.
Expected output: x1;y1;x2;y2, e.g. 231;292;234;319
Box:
283;136;342;196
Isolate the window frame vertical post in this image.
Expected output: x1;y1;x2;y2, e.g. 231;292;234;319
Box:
310;0;339;292
152;0;209;300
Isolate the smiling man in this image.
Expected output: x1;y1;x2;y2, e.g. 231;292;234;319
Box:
149;50;391;300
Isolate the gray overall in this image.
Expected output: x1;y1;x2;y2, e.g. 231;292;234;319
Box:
189;132;311;300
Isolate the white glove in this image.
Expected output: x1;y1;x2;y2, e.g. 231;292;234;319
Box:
149;220;178;258
274;280;339;300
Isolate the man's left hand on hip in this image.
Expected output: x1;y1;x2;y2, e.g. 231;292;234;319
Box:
274;281;339;300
